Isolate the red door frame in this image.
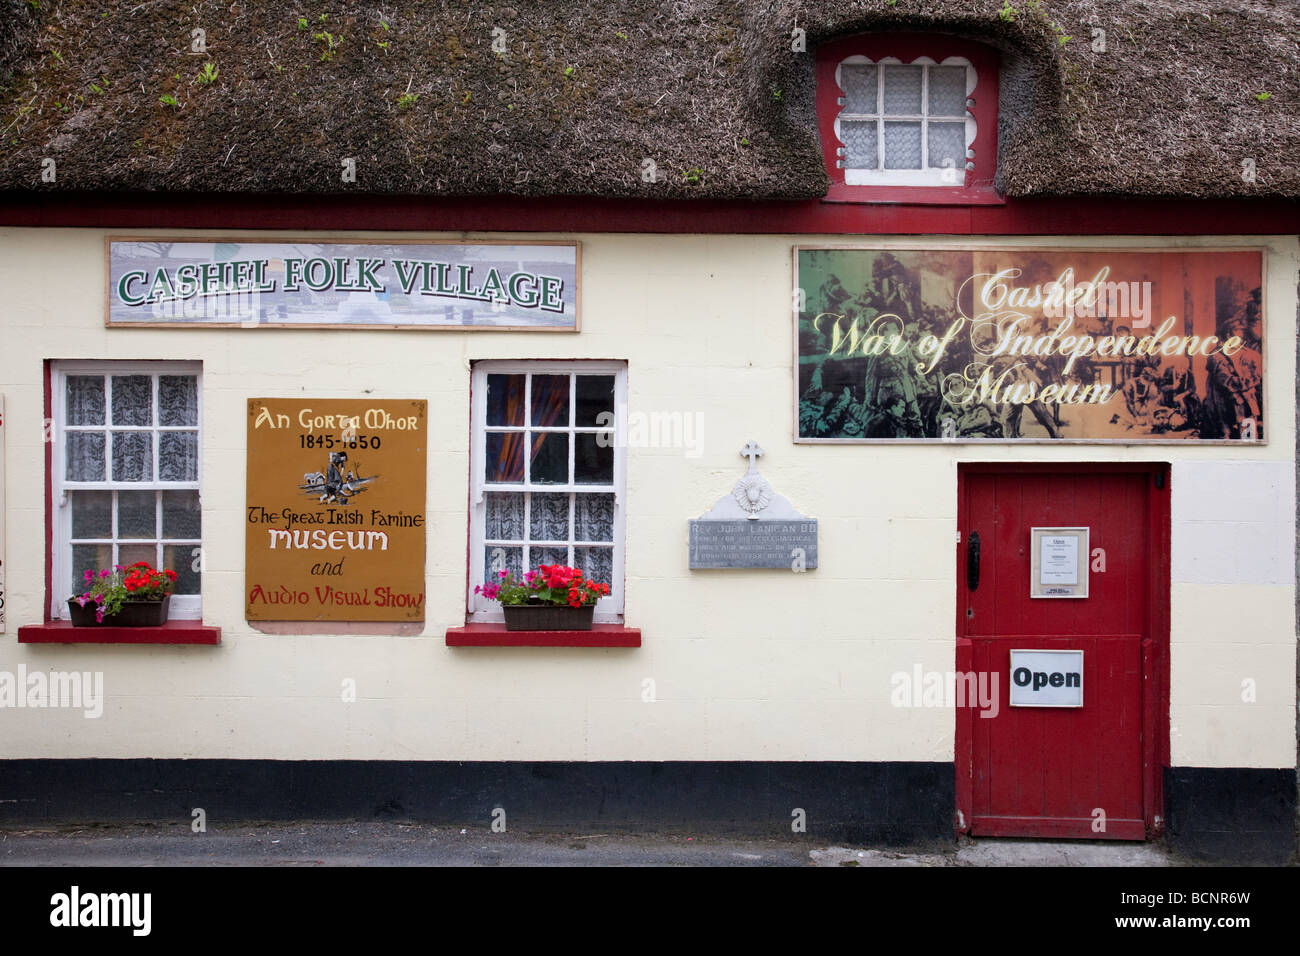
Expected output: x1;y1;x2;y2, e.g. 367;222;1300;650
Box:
954;461;1171;839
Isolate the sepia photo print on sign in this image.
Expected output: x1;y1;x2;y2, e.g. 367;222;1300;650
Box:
795;247;1265;442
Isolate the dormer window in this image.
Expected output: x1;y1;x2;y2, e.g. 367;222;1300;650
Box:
817;34;1001;204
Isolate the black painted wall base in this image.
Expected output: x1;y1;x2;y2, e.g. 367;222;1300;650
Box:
5;760;1294;860
1163;767;1297;864
0;759;953;845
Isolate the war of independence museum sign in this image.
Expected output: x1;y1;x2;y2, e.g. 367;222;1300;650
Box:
108;239;579;330
796;248;1265;442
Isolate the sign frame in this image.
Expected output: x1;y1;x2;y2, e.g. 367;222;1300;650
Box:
1029;526;1090;598
106;236;582;332
792;243;1269;445
1009;649;1085;708
244;398;428;623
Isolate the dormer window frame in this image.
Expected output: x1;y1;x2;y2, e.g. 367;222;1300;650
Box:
816;33;1002;205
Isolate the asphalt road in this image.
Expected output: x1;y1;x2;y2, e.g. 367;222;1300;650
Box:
0;821;1179;866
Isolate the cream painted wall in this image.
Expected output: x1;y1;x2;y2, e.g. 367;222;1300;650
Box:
0;228;1294;768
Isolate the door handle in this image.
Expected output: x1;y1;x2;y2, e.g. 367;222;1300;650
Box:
967;530;980;592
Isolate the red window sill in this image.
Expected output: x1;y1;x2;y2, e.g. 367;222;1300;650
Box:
445;623;641;647
17;620;222;645
822;183;1005;205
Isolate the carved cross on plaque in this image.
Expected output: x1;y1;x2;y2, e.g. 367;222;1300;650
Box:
740;441;765;475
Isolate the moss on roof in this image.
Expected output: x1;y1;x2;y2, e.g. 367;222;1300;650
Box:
0;0;1297;199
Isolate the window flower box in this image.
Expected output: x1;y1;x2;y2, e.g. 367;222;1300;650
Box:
67;595;170;627
502;602;594;631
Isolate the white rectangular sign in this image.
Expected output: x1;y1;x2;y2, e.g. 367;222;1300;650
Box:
1039;534;1079;585
107;238;580;331
1030;526;1089;598
1009;649;1084;707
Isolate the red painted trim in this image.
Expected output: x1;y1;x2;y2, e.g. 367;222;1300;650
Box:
954;460;1170;840
823;184;1003;205
1145;463;1171;837
969;816;1147;840
17;621;222;644
815;33;1001;204
42;360;53;624
446;623;641;647
2;194;1298;235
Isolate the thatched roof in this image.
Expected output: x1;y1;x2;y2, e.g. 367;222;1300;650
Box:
1;0;1297;200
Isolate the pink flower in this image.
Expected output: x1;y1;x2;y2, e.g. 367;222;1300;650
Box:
76;596;88;607
95;610;105;623
524;571;537;584
83;570;93;582
99;569;110;578
497;569;508;578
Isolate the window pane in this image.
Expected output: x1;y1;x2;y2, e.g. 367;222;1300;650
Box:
163;544;201;595
112;431;153;481
485;492;524;540
486;373;525;426
159;432;198;481
882;65;922;114
70;491;112;539
839;63;877;112
484;545;522;585
66;432;106;481
119;543;157;568
111;375;152;426
529;431;568;484
927;66;967;116
574;433;613;484
575;493;615;542
66;376;105;425
162;490;202;539
531;545;569;568
928;122;966;170
118;490;157;538
159;375;199;426
485;433;524;483
575;375;615;427
883;121;923;169
840;120;878;169
574;546;614;587
71;543;112;595
530;374;570;426
529;493;570;542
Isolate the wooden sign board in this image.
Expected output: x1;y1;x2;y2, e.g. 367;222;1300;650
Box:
108;238;579;331
246;399;427;622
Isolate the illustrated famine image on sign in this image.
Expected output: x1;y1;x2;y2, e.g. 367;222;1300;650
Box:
796;248;1265;441
245;399;427;622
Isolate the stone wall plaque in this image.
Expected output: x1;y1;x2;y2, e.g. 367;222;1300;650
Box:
689;441;818;570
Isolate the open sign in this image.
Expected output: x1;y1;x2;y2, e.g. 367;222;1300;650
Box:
1009;649;1084;707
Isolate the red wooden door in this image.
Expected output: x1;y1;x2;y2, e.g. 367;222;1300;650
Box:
956;464;1168;840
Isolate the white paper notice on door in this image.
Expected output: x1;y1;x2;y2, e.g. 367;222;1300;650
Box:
1030;526;1089;598
1039;534;1079;586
